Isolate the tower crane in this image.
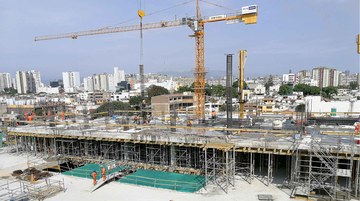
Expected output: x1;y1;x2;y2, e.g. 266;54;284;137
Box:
34;1;258;120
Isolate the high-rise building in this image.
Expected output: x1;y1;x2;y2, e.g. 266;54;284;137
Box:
15;70;42;94
62;72;80;93
282;73;296;84
311;67;340;88
84;73;115;92
0;73;12;92
114;67;125;85
296;70;311;84
83;76;94;92
31;70;42;92
16;71;27;94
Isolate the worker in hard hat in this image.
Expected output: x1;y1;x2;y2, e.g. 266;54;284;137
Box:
101;166;107;181
355;121;360;145
187;120;192;127
91;170;97;185
211;110;217;120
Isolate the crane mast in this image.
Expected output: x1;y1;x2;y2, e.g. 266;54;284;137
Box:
35;4;258;120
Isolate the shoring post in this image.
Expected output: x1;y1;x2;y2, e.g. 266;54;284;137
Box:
226;150;229;193
356;160;360;197
34;137;37;156
15;136;18;153
205;148;208;187
250;152;253;184
233;147;235;186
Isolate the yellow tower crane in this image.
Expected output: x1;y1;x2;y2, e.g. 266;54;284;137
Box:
34;1;258;120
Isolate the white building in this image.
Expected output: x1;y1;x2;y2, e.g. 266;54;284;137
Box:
15;70;42;94
83;76;95;92
0;73;12;92
31;70;42;92
37;86;59;94
62;71;80;93
282;73;296;84
305;96;360;116
84;73;115;92
16;71;28;94
114;67;125;85
133;79;177;92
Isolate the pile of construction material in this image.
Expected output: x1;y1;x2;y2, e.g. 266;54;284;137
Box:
11;167;52;181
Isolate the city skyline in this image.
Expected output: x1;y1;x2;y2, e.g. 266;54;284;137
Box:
0;0;359;80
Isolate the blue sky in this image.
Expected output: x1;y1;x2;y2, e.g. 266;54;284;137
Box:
0;0;359;80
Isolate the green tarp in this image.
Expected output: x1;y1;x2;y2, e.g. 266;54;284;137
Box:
118;169;205;193
62;163;205;193
62;163;128;180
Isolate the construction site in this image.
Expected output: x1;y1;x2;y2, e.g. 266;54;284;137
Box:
1;1;360;201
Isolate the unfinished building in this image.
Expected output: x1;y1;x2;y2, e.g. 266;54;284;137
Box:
3;119;360;200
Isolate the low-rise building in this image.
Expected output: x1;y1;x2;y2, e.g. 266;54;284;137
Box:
151;92;194;117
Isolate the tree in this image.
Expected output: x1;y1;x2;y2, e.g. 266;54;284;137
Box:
349;81;358;90
175;85;193;93
232;80;248;90
94;101;132;118
146;85;169;99
293;84;320;96
209;85;226;97
129;96;143;106
3;87;17;96
322;86;337;99
278;84;292;95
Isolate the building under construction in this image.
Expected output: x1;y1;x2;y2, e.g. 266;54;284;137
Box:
2;116;360;201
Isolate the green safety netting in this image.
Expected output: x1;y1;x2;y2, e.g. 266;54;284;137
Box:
62;163;128;180
118;169;205;193
62;164;205;193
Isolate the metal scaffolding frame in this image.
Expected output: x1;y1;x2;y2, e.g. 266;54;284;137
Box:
235;152;254;184
174;146;192;168
145;144;169;166
204;147;235;193
291;134;355;200
120;142;140;163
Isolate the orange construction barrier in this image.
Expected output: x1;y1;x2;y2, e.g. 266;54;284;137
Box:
101;167;106;181
91;171;97;185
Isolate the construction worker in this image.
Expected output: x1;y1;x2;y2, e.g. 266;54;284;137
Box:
91;170;97;185
101;166;106;181
211;110;216;120
187;119;192;127
355;121;360;145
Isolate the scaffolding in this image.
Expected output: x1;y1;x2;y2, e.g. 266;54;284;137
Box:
204;144;235;193
0;179;65;201
235;152;254;184
145;144;169;166
291;133;355;200
120;142;140;163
